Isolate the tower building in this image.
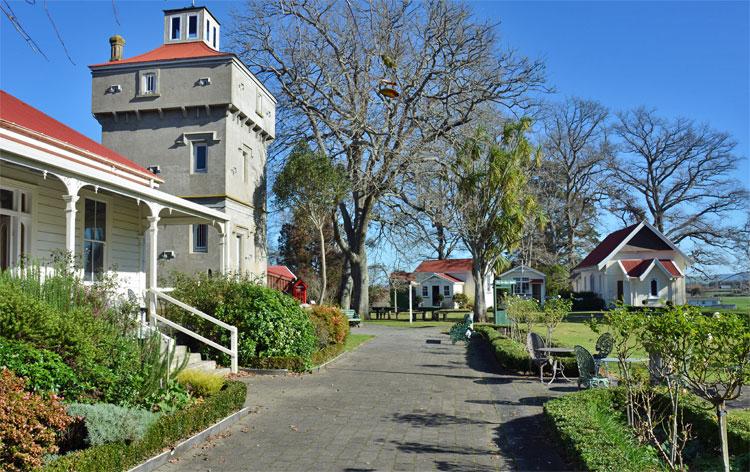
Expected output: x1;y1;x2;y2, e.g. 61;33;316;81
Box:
89;5;274;277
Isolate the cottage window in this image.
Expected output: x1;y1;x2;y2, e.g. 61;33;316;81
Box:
83;199;106;281
421;285;428;297
170;16;181;40
193;224;208;253
188;15;198;39
443;285;450;296
0;187;31;271
650;279;658;297
193;143;208;173
513;277;529;295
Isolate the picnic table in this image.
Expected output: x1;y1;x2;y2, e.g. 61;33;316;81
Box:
537;347;574;384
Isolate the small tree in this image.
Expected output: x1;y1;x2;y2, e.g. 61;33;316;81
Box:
680;312;750;472
453;120;540;322
273;142;347;304
539;296;571;346
505;295;539;343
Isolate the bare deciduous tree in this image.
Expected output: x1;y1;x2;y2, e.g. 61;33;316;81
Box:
608;108;749;268
230;0;545;317
535;98;612;266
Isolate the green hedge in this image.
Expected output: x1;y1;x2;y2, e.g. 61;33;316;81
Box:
243;356;308;372
545;388;663;471
44;380;246;472
311;343;346;366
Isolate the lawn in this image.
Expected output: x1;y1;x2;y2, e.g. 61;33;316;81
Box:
344;333;375;351
721;296;750;312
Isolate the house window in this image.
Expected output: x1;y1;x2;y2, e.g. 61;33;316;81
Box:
513;277;529;295
188;15;198;39
212;26;217;48
142;73;156;94
170;16;181;40
650;279;658;297
193;224;208;253
443;285;450;297
193;143;208;173
83;199;106;281
421;286;428;297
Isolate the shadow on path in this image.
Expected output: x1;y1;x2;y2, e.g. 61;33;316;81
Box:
494;413;573;471
391;412;496;427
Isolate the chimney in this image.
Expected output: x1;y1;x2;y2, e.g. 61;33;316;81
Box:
109;35;125;61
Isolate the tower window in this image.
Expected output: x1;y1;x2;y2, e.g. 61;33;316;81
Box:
171;16;181;40
206;19;210;41
212;26;217;48
142;73;156;94
193;224;208;253
193;143;208;173
188;15;198;39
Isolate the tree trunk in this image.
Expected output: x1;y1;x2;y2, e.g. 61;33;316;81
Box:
716;401;730;472
351;256;370;320
472;264;486;322
338;257;352;309
317;225;327;305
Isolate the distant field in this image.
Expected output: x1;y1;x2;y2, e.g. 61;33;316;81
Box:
720;296;750;312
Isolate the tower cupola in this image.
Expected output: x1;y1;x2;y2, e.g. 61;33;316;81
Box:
163;6;220;51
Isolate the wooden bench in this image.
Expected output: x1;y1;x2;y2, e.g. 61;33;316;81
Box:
342;309;361;327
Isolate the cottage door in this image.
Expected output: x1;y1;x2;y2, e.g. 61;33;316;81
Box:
617;281;624;301
431;285;440;307
531;283;541;302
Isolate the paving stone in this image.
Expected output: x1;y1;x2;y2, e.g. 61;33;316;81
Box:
157;324;571;471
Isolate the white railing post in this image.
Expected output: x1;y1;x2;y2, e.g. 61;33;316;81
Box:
230;326;238;374
147;216;159;325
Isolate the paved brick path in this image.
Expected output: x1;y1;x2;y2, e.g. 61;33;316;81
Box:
159;325;573;472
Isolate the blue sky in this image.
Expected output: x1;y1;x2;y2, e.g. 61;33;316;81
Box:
1;0;748;271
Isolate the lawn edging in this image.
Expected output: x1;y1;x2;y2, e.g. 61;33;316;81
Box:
43;380;247;472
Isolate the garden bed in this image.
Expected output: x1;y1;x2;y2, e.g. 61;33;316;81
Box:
44;380;246;471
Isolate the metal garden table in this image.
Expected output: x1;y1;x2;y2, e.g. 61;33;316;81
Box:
536;347;574;384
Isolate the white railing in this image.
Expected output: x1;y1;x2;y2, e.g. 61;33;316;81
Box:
148;288;238;373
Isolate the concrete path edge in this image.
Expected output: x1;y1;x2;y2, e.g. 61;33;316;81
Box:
127;406;251;472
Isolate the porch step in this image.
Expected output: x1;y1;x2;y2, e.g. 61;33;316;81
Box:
169;344;230;376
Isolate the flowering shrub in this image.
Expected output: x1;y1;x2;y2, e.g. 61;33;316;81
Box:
0;368;72;471
308;305;349;348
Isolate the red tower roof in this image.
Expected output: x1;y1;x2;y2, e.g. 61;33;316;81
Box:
90;42;233;68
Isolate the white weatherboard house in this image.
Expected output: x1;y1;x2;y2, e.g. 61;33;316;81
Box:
413;258;494;308
0;90;239;372
571;221;689;306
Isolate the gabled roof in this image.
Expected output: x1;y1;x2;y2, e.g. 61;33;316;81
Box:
414;258;473;273
574;221;690;271
0;90;158;182
619;258;683;279
434;272;464;283
89;42;233;68
267;265;296;281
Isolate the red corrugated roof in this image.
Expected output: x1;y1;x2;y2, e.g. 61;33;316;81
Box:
267;265;296;281
89;42;233;67
414;258;473;273
433;272;464;283
620;258;682;278
574;223;640;270
0;90;156;179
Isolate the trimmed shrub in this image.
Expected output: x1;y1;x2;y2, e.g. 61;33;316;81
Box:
308;305;349;348
244;356;309;372
569;291;606;311
0;337;83;399
43;380;247;472
474;325;530;373
176;369;225;397
0;368;73;472
311;343;345;366
169;275;317;369
545;388;662;471
65;403;159;446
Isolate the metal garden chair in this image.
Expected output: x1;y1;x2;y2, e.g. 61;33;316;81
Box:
526;332;551;383
574;345;610;389
593;332;614;373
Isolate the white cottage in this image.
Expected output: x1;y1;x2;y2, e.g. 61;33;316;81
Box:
413;258;494;308
571;221;689;306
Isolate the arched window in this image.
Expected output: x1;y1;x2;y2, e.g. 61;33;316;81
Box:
650;279;658;297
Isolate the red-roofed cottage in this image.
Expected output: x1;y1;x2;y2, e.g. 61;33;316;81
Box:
413;258;495;308
571;221;690;306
